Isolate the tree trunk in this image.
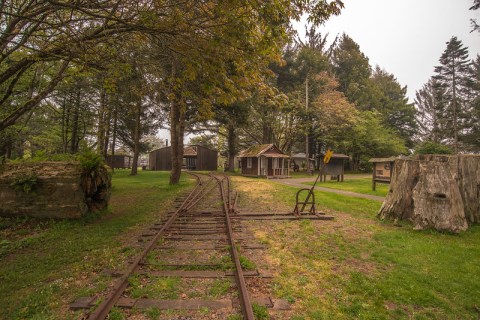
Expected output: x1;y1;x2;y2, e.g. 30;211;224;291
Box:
103;104;112;159
378;154;480;233
377;159;419;221
170;100;186;185
97;89;107;155
110;106;118;173
70;90;80;153
130;102;141;176
62;97;71;153
227;124;236;172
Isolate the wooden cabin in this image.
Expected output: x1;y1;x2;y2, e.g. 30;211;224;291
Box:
319;153;349;182
238;144;290;178
291;153;315;172
369;157;395;190
149;145;217;171
106;154;132;169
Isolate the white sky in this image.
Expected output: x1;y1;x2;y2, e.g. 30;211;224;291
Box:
293;0;480;102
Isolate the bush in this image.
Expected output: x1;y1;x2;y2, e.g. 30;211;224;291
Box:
415;141;453;155
77;150;105;172
10;173;38;194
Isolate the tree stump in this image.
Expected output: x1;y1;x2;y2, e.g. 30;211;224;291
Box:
0;162;111;219
378;154;480;233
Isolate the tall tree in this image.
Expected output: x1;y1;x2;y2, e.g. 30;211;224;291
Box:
332;34;377;109
414;78;448;143
372;66;417;147
309;72;357;153
463;55;480;151
433;36;472;153
160;1;344;184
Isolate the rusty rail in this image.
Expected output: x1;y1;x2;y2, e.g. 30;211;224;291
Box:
212;173;255;320
86;173;205;320
84;172;255;319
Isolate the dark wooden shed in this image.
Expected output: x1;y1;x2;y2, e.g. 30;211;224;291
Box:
238;144;290;178
319;153;349;182
369;157;396;190
148;145;217;171
106;155;132;169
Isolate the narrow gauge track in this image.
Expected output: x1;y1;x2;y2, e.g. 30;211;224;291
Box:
80;172;257;319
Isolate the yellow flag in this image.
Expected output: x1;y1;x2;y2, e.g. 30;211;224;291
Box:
323;149;334;164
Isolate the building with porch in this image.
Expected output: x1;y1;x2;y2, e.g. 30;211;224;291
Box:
238;144;290;178
149;145;217;171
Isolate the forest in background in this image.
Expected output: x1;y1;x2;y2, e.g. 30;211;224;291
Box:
1;1;479;181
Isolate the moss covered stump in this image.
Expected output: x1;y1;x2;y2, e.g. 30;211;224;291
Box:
0;161;111;219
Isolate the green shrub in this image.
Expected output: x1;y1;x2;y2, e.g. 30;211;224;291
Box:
77;150;105;172
415;141;453;155
10;173;38;194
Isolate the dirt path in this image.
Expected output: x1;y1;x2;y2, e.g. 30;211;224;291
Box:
272;176;385;202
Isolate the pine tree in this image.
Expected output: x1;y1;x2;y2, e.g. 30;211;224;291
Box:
463;55;480;151
372;66;417;148
433;36;472;153
414;78;447;143
331;34;375;109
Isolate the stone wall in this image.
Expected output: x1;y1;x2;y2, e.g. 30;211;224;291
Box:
0;162;111;219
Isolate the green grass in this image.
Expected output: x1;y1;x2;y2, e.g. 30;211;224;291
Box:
235;177;480;319
305;177;389;197
209;279;231;297
129;275;181;299
2;172;479;319
0;170;192;320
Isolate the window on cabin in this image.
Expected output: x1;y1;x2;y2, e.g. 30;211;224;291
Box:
247;158;252;169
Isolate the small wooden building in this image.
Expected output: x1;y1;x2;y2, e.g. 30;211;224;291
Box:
291;153;315;172
369;157;396;190
149;145;217;171
238;144;289;178
106;155;132;169
319;153;349;182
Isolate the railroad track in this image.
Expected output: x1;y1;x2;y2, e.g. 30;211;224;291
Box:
72;172;287;319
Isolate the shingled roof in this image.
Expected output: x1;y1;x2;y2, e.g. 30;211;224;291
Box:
238;144;289;158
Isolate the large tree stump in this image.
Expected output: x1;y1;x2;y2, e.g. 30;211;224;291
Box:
378;154;480;233
0;162;111;219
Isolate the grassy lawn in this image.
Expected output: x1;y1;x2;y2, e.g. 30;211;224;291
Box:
1;172;479;319
305;177;390;197
0;170;192;320
233;176;480;319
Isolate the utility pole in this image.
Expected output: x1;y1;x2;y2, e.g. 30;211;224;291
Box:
305;77;310;174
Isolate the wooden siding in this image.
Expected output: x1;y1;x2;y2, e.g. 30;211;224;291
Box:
148;145;217;171
195;145;218;171
323;158;345;176
241;157;258;175
106;155;132;169
149;146;172;171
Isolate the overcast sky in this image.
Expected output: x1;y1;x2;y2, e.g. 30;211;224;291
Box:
293;0;480;102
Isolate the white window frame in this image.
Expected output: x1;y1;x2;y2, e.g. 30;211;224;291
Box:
247;157;252;169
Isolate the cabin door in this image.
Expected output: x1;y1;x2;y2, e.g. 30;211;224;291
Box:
261;157;267;176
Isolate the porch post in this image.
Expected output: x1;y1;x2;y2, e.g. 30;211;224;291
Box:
258;156;261;177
